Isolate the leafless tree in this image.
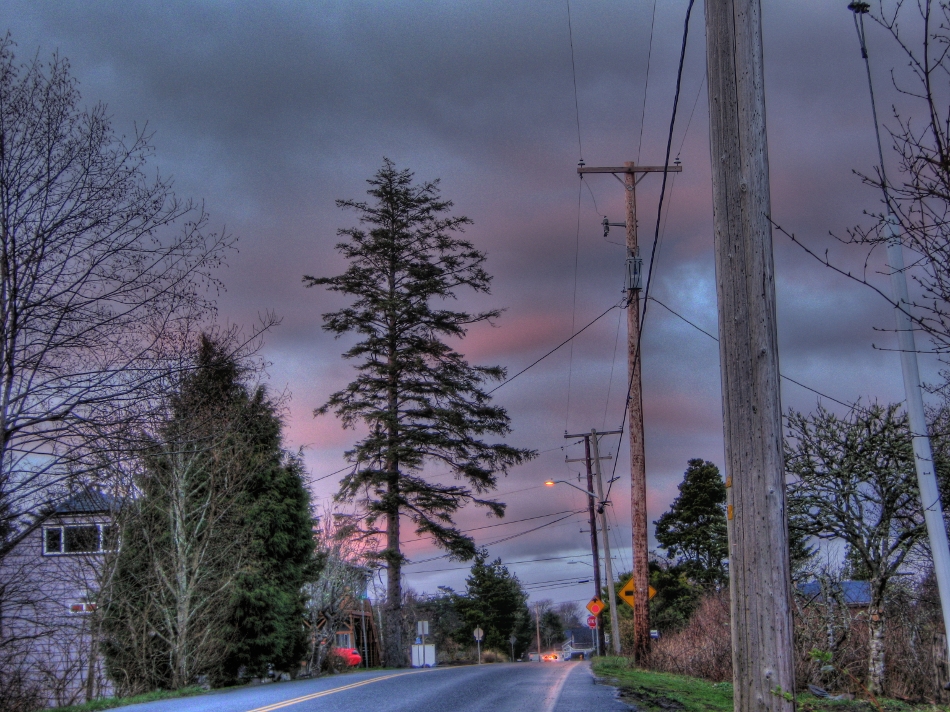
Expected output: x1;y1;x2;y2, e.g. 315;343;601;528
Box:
100;333;282;694
774;2;950;366
785;403;928;694
0;35;233;549
553;601;582;629
303;509;372;676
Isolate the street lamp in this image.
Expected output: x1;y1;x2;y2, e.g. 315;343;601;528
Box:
544;479;604;512
544;479;597;499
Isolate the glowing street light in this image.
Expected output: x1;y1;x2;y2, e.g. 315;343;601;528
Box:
544;479;597;499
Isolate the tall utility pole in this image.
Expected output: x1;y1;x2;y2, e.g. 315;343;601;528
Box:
578;160;681;660
704;2;795;712
590;429;621;655
565;434;604;654
535;603;542;660
848;1;950;668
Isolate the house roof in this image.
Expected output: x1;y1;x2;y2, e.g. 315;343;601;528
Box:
564;627;595;648
798;580;872;607
54;490;115;515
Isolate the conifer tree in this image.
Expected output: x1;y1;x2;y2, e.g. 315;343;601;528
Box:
455;550;532;658
305;160;534;666
654;459;729;588
103;336;314;690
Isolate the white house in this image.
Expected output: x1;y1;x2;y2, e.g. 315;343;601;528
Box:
0;490;116;707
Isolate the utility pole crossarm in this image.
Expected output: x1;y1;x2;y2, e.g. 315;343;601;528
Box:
565;430;622;438
577;165;683;174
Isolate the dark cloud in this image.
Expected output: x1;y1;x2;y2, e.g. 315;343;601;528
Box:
5;0;943;603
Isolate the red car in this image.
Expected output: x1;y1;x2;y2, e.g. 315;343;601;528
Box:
332;647;363;667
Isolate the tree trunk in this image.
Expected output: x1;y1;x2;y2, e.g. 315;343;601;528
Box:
383;438;405;667
383;293;406;668
867;605;885;696
384;505;404;667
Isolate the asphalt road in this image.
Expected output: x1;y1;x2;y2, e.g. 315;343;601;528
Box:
115;662;630;712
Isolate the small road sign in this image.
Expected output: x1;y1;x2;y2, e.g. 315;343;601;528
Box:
618;579;656;610
473;627;484;641
587;615;597;629
586;597;605;615
417;621;429;636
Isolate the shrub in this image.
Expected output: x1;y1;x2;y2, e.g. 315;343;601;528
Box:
643;590;732;682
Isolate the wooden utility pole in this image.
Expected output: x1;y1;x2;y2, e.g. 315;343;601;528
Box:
566;428;620;654
578;161;681;660
590;429;621;655
565;433;604;655
705;1;795;711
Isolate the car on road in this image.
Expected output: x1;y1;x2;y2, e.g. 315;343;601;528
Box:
541;653;561;662
332;647;363;666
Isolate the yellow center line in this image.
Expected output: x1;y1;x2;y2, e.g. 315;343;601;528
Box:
244;668;444;712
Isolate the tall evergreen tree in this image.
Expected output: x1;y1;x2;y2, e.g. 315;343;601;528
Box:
103;336;314;691
654;459;729;588
305;160;534;666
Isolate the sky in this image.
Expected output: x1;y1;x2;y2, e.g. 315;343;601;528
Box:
5;0;943;608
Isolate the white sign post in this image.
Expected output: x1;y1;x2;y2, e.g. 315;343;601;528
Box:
509;633;517;662
474;627;484;664
411;620;435;667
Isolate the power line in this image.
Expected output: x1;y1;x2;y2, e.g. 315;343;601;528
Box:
404;511;584;565
312;462;356;483
565;177;583;429
677;72;706;159
606;0;697;501
636;0;658;162
402;509;579;544
602;306;624;430
487;300;622;395
566;0;583;161
647;295;869;414
482;511;584;547
407;552;595;575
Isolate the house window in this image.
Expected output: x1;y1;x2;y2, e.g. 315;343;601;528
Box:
335;633;351;648
64;526;99;553
44;527;62;554
43;524;115;555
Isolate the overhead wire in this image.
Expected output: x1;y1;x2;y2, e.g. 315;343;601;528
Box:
566;180;583;429
407;552;598;575
566;0;583;161
564;0;585;431
606;0;698;501
602;307;624;430
487;300;622;395
636;0;658;162
647;295;871;414
312;462;357;483
402;509;579;544
677;72;707;159
404;511;584;565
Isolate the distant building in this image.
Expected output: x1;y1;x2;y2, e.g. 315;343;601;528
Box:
561;627;595;660
0;490;116;707
798;580;873;609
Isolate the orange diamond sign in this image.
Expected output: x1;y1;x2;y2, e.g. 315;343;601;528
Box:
586;597;605;615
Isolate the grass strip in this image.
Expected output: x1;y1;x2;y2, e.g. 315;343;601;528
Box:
591;658;945;712
593;657;733;712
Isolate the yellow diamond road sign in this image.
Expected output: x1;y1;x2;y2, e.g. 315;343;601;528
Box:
618;579;656;610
